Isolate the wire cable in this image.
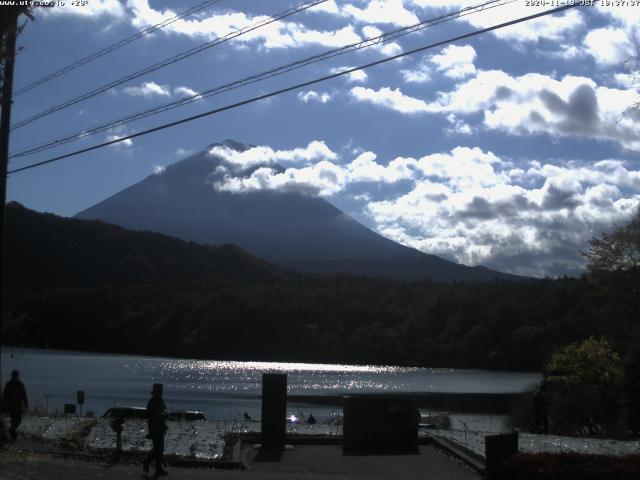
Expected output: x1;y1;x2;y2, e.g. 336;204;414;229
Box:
8;3;582;175
13;0;226;97
10;0;327;130
10;0;516;159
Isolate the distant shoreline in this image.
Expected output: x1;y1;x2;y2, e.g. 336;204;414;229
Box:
1;346;537;417
0;345;541;376
288;392;522;414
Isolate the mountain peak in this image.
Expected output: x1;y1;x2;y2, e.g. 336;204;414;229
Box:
76;141;520;282
161;139;285;186
206;139;252;152
159;139;252;183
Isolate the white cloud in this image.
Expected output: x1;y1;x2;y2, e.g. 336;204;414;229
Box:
209;141;338;168
414;147;507;189
105;134;133;148
173;86;202;99
347;151;415;183
350;86;431;114
128;0;361;49
297;90;333;104
361;26;403;56
210;143;507;200
430;45;477;79
584;28;636;66
153;165;166;174
123;81;171;98
468;73;640;150
283;24;362;49
330;67;368;83
310;0;340;15
347;69;368;83
409;0;585;44
445;114;474;135
402;44;476;83
311;0;588;51
365;146;640;276
42;0;125;18
205;140;640;276
215;161;348;196
613;73;636;88
596;3;640;31
544;45;585;61
343;0;419;27
401;62;431;83
353;192;373;202
351;70;640;150
212;145;419;196
119;81;200;102
106;125;133;148
106;135;133;147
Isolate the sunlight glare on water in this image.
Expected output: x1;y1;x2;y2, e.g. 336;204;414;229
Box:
1;348;540;420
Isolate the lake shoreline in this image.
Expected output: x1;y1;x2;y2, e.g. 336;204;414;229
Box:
0;345;541;374
289;392;521;414
1;347;540;420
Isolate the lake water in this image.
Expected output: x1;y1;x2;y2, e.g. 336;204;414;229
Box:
1;347;539;421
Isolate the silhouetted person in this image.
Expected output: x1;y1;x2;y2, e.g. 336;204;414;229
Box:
2;370;28;441
532;382;549;434
143;383;168;477
307;413;316;425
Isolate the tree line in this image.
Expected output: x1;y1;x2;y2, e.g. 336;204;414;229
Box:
1;202;637;373
3;276;610;371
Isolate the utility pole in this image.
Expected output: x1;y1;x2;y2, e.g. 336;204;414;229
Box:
1;13;20;238
0;7;27;434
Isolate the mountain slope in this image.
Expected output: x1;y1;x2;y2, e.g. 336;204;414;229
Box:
4;202;284;289
75;140;517;282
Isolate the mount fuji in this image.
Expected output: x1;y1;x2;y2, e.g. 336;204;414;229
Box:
75;140;517;282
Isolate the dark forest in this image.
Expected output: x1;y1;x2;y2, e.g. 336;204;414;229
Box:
1;202;633;371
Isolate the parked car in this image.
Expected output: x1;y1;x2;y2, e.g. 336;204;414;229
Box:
102;407;147;419
102;407;206;421
167;410;206;421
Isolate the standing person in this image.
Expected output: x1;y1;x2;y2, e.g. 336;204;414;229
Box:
143;383;168;477
532;382;549;434
2;370;28;441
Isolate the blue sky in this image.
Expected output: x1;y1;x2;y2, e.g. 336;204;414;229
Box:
5;0;640;277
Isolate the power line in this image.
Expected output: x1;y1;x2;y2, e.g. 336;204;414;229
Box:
8;3;581;175
10;0;327;130
10;0;512;158
13;0;226;97
10;0;516;159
